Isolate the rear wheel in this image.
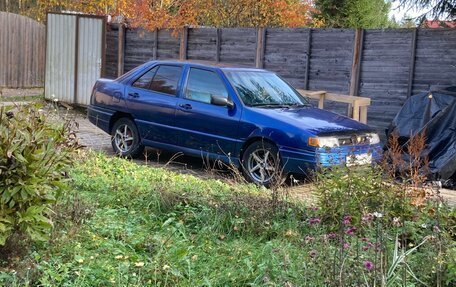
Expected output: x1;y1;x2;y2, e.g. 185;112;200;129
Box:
241;141;281;187
111;118;144;158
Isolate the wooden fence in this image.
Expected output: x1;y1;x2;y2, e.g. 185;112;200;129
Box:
105;25;456;132
0;12;46;88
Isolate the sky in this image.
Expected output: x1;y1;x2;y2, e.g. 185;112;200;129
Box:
388;1;429;21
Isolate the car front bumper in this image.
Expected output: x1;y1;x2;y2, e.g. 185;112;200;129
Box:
279;144;383;174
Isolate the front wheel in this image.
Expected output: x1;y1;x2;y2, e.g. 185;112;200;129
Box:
241;141;281;187
111;118;144;158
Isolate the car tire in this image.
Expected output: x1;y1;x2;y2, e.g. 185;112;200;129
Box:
241;141;281;187
111;118;144;158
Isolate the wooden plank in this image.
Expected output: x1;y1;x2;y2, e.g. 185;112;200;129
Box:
179;26;188;60
117;24;125;76
297;89;371;105
407;28;417;98
349;29;364;97
304;29;312;90
153;28;158;60
255;27;266;68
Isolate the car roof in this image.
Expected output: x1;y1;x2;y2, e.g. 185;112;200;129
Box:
149;60;268;72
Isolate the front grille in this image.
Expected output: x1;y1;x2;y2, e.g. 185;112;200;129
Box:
337;134;371;146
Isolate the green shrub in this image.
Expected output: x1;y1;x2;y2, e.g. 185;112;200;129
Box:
0;106;77;249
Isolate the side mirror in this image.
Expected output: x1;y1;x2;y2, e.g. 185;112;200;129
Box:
211;95;235;109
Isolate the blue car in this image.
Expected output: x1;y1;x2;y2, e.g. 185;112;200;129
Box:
88;61;381;185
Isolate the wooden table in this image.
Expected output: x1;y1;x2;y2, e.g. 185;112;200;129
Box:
297;89;371;124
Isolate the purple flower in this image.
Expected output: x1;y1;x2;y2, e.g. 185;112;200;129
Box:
343;243;350;249
327;233;337;239
308;217;321;225
343;215;352;225
345;227;356;235
364;260;374;271
361;237;369;242
309;250;317;258
362;243;374;251
433;225;441;233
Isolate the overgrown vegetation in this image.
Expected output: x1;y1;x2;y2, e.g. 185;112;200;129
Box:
0;107;454;286
0;106;78;259
0;150;454;286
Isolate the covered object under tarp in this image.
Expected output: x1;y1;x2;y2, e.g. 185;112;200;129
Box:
386;87;456;180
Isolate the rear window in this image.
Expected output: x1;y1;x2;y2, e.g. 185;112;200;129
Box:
149;65;182;96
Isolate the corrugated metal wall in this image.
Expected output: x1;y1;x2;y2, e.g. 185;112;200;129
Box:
0;12;45;88
76;17;103;105
45;13;104;105
45;13;76;102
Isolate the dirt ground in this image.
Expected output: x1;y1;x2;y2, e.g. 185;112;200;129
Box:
0;88;43;97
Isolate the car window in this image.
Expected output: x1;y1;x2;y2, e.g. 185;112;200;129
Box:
149;65;182;96
185;68;228;104
132;66;158;89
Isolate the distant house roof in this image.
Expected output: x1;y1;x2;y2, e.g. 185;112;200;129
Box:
421;20;456;28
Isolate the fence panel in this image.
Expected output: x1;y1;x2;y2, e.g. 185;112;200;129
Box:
105;24;119;78
263;28;310;89
358;29;414;131
220;28;256;66
157;29;180;60
413;29;456;95
124;28;156;72
187;28;218;61
0;12;45;88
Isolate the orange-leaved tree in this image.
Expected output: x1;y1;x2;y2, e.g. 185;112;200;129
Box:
123;0;317;29
18;0;319;29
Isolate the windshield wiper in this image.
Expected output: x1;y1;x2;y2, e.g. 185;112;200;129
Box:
251;103;311;109
251;104;291;109
285;103;312;108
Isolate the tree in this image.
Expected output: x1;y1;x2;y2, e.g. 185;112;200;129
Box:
395;0;455;20
4;0;319;29
315;0;394;28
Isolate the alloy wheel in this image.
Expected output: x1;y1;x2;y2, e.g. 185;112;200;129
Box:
114;124;134;153
247;149;277;184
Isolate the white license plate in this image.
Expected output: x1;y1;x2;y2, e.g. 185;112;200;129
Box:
346;153;372;166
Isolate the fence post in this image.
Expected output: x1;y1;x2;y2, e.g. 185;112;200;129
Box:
304;28;312;90
255;27;266;68
153;28;158;60
349;28;364;97
215;28;221;63
117;23;125;77
407;28;417;98
179;26;188;61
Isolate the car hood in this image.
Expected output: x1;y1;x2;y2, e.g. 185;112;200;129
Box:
251;107;373;135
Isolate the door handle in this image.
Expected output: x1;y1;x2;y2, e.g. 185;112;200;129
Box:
179;103;192;110
128;92;139;98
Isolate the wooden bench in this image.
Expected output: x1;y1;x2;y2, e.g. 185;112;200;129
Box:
297;89;371;124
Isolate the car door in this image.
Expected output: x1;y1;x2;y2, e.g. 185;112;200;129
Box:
125;64;183;145
174;67;242;160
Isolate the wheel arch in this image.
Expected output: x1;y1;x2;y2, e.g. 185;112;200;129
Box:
240;136;278;161
109;112;135;134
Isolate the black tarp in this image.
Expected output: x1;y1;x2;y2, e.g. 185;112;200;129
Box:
386;87;456;180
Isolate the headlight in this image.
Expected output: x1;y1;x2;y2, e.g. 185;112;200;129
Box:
368;133;380;145
308;133;380;148
308;136;339;148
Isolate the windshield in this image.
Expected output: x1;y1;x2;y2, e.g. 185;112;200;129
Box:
224;71;310;107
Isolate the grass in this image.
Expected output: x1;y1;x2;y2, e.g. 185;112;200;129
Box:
0;152;454;286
